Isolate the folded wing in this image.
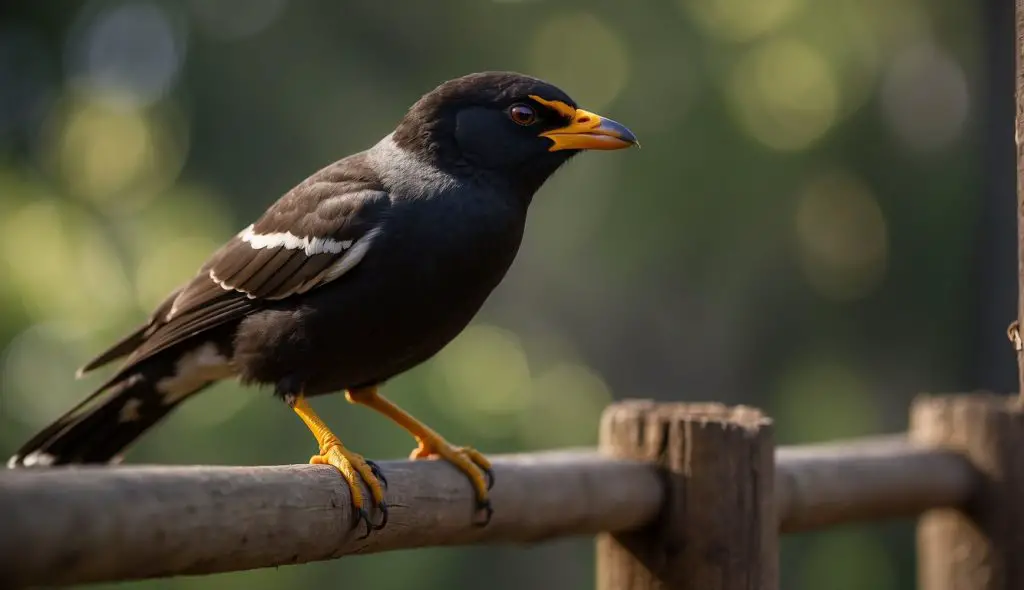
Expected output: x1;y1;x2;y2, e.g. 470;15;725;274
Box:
79;160;391;379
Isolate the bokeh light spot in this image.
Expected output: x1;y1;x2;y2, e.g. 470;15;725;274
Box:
1;199;132;326
530;13;629;112
44;93;189;210
66;1;185;108
881;43;970;152
729;38;839;151
681;0;803;42
55;97;148;198
432;324;532;438
795;170;888;302
518;362;612;448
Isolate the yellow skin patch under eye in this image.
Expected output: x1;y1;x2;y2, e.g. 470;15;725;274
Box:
527;94;639;152
528;95;577;119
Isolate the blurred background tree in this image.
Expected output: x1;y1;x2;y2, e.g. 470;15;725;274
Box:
0;0;1010;588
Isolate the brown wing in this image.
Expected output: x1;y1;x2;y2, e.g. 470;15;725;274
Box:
80;157;391;376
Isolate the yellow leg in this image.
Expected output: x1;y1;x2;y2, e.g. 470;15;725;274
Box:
290;394;388;537
346;386;494;525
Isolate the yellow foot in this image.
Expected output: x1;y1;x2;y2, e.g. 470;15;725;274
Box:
288;393;387;538
343;386;494;526
411;439;494;526
310;443;389;538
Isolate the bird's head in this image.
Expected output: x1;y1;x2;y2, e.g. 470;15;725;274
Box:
392;71;638;195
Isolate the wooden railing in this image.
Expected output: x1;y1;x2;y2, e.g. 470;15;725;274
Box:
4;395;1016;590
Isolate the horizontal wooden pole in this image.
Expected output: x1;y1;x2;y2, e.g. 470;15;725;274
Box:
776;435;978;533
0;437;979;588
0;451;662;588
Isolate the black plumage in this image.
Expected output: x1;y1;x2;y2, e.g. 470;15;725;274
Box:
7;71;637;534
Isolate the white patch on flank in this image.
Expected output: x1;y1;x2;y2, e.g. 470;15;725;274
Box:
119;397;143;423
239;224;353;256
156;342;236;405
9;450;55;468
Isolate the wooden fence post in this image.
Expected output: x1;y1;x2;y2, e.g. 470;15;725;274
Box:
1016;0;1024;400
595;400;777;590
911;394;1024;590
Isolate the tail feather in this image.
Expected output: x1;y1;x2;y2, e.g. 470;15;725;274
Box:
8;374;198;467
8;341;232;467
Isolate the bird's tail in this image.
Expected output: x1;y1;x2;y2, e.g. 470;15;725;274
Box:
7;346;228;468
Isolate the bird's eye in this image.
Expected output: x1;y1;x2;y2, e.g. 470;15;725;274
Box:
508;104;537;126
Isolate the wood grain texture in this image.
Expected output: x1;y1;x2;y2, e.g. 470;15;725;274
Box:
596;401;778;590
0;450;662;588
0;428;980;588
912;393;1024;590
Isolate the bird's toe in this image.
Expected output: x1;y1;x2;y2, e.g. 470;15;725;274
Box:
411;440;494;524
313;444;389;536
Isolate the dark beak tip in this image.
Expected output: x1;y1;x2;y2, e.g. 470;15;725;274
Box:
620;130;640;149
602;118;638;146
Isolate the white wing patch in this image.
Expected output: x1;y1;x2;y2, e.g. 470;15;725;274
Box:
209;226;382;299
320;227;381;283
155;342;236;405
239;225;354;256
209;269;237;292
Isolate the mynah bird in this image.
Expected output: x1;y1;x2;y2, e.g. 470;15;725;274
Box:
6;71;638;535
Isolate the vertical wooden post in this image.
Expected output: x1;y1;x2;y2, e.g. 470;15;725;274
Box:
911;394;1024;590
596;400;777;590
1015;0;1024;398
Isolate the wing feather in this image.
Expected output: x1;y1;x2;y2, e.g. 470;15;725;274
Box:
213;246;282;295
85;156;391;381
251;251;316;297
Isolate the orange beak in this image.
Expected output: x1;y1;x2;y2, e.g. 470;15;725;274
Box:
530;96;638;152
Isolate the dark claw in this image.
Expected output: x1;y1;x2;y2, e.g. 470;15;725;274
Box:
373;501;389;530
367;460;388;489
484;467;495;491
349;463;388;538
354;506;373;540
473;498;494;527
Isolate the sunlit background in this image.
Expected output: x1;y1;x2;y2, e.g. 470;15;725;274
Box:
0;1;1011;588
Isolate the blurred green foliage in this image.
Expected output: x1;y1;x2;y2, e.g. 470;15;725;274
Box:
0;0;995;588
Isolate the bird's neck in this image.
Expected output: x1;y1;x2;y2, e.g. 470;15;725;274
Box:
367;134;461;199
369;134;548;209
